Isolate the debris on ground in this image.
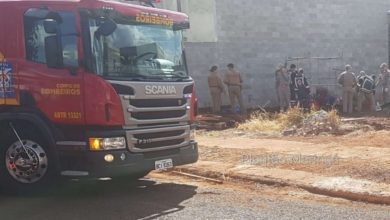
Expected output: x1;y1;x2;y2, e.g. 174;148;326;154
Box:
196;114;245;130
197;108;390;137
237;108;342;136
298;110;340;136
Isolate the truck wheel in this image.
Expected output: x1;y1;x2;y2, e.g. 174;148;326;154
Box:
0;128;55;194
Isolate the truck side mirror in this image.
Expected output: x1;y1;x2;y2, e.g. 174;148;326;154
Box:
43;19;58;34
173;21;190;31
95;18;117;37
45;36;63;68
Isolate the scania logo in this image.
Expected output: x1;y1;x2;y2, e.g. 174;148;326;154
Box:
145;85;177;95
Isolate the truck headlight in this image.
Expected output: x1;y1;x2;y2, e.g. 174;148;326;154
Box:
89;137;126;151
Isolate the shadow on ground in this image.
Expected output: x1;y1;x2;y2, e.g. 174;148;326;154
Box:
0;177;197;220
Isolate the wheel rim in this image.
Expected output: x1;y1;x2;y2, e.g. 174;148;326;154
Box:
5;140;48;184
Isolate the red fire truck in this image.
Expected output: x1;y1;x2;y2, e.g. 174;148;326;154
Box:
0;0;198;192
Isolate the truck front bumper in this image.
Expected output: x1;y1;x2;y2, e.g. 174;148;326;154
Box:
59;141;198;178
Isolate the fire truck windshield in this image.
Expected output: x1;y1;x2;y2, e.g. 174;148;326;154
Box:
87;16;188;81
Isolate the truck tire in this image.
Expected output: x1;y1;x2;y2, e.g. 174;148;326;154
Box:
0;126;56;194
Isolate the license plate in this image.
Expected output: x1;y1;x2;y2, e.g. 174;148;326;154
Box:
155;159;173;171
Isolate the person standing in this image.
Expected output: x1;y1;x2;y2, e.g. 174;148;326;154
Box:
338;64;357;114
293;68;310;111
379;63;390;104
275;66;290;111
356;71;375;112
208;66;225;114
288;64;298;105
275;64;283;105
224;63;246;115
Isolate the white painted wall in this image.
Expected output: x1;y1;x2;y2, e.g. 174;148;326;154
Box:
157;0;217;42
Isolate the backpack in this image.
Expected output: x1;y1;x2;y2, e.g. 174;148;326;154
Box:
359;76;374;93
294;75;306;89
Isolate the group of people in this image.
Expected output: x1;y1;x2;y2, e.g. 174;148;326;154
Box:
275;62;390;114
275;64;311;112
337;63;390;114
208;61;390;116
207;63;246;115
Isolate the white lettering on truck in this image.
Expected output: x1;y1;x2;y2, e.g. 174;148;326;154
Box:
145;85;177;95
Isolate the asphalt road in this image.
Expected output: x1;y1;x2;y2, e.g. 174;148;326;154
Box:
0;173;389;220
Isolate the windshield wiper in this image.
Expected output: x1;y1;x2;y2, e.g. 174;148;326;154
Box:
130;73;165;81
152;71;188;78
104;71;188;81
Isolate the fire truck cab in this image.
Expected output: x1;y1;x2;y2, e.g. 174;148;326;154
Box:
0;0;198;192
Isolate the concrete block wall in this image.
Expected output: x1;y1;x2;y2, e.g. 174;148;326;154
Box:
160;0;390;108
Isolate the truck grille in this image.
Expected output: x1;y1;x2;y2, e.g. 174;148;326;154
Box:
126;125;190;152
111;81;193;127
132;110;186;120
130;99;186;108
133;130;185;139
124;97;190;126
135;139;185;150
109;80;194;152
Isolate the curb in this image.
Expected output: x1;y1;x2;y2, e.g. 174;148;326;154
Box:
173;166;390;205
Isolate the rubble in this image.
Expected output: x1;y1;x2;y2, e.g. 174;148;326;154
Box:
279;109;341;136
297;110;339;136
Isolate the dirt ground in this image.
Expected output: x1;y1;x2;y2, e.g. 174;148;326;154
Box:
151;172;388;209
195;116;390;185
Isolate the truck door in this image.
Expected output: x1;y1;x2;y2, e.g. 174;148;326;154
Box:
18;8;84;125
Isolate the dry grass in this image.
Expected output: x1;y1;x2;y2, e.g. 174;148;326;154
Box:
327;109;341;129
277;107;306;128
238;107;341;133
238;111;282;132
